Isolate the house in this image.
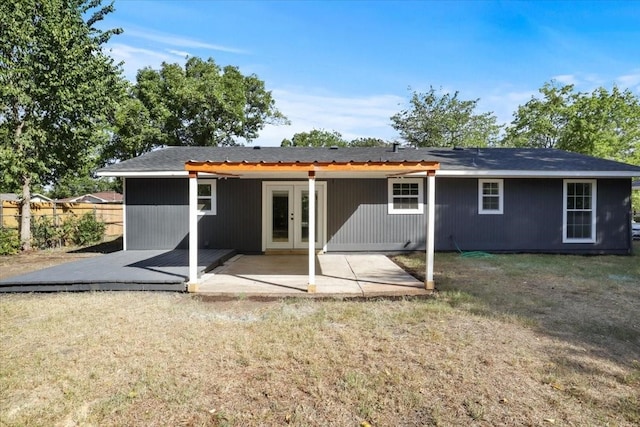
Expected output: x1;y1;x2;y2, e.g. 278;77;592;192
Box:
97;146;640;290
0;193;53;203
57;191;123;204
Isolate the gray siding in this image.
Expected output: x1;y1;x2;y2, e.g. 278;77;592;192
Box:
436;178;632;254
126;178;262;251
125;177;632;254
126;178;189;250
197;179;262;252
327;179;427;251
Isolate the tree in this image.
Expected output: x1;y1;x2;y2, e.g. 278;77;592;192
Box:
564;86;640;165
49;174;119;200
502;82;578;149
101;87;167;162
348;137;390;147
390;87;501;148
0;0;124;250
281;129;348;147
108;57;288;157
502;82;640;166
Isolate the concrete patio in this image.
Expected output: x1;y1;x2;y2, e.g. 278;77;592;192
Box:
196;254;430;297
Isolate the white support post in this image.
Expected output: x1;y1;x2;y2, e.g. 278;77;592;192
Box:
188;172;199;291
308;171;316;293
425;172;436;290
122;178;127;251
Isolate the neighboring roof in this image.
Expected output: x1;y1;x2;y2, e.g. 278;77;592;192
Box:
633;181;640;190
0;193;19;201
58;191;123;203
30;194;53;202
97;146;640;178
0;193;52;202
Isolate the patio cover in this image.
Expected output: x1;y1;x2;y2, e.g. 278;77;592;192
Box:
184;159;440;292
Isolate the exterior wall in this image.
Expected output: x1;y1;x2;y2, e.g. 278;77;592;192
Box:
326;179;427;251
125;178;262;251
125;176;632;254
435;178;632;254
125;178;189;250
197;179;262;252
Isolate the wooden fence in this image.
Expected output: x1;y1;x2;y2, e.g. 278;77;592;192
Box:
0;201;123;237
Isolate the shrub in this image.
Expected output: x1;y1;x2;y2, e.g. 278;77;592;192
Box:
31;216;63;249
72;212;106;246
0;228;20;255
30;213;105;249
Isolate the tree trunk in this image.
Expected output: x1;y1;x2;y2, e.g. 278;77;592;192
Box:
20;176;32;251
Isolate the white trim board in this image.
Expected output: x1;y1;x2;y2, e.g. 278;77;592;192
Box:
436;170;640;178
99;169;640;179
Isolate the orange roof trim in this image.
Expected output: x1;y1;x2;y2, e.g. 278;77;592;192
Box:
185;161;440;174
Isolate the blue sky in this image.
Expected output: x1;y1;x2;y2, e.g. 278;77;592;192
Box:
104;0;640;146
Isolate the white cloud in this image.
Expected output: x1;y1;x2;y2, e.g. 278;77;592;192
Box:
473;89;537;128
552;74;578;85
108;43;180;79
251;89;404;146
617;71;640;92
167;49;191;58
125;28;247;54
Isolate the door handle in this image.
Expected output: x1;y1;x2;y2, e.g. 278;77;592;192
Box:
290;213;294;220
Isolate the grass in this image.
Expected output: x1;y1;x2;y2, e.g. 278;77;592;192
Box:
1;244;639;426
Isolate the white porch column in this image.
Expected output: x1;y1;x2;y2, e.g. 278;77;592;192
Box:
307;171;316;293
188;172;199;291
122;178;127;251
425;171;436;290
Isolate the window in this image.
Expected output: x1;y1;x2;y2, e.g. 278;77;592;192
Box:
197;180;216;215
388;178;423;214
478;179;503;214
563;180;596;243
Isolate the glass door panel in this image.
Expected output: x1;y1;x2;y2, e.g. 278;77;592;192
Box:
294;185;323;249
266;186;294;249
299;190;318;243
271;190;290;242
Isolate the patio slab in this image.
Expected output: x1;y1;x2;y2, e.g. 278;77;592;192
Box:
0;249;234;292
196;253;430;297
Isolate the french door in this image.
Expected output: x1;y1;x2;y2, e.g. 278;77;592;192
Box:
264;182;325;250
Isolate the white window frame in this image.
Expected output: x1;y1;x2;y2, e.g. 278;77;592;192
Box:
388;178;424;214
478;179;504;215
197;179;217;215
563;179;596;243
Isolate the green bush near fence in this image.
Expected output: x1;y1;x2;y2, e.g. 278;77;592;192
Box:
31;213;105;249
73;213;107;246
0;228;20;255
31;216;64;249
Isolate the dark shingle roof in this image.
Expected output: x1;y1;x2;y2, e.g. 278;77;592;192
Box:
98;146;640;174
